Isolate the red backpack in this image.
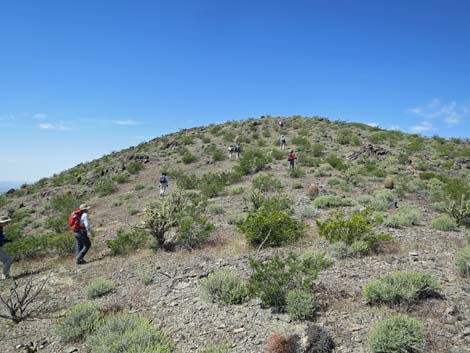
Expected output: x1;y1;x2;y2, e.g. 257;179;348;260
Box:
68;209;84;231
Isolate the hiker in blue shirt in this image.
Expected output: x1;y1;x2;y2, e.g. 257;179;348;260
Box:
159;173;169;196
0;216;13;280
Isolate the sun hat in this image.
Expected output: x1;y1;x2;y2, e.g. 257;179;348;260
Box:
79;204;91;211
0;216;11;224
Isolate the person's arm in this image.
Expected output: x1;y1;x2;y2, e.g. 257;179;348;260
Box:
81;213;95;236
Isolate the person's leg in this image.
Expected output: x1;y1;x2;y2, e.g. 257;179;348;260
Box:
0;248;12;278
76;231;90;262
159;183;163;196
74;232;83;262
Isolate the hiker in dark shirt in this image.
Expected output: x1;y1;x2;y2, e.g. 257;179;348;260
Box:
0;216;13;280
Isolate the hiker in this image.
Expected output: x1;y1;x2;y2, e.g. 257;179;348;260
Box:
234;143;241;160
69;204;94;265
0;216;13;280
159;173;169;196
287;150;297;169
279;120;284;129
280;135;286;150
228;145;234;160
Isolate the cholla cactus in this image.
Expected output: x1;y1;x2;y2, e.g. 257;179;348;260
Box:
446;195;470;226
144;192;186;246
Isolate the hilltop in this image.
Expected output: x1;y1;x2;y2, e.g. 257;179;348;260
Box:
1;116;470;353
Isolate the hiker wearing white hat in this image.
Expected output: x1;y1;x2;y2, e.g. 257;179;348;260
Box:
68;204;95;264
0;216;13;280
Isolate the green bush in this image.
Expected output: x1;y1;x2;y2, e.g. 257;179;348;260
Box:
182;151;197;164
198;172;227;198
312;195;354;209
4;232;75;259
236;149;271;175
291;136;311;148
207;204;224;215
363;271;441;305
94;178;117;197
56;303;103;342
271;148;285;160
252;173;283;192
239;201;306;247
289;168;305;179
446;195;470;226
211;148;226;161
368;315;425;353
312;143;325;157
106;228;148;256
87;313;175;353
370;189;395;211
456;246;470;277
134;184;145;191
431;215;458;231
113;173;130;184
383;204;422;228
249;252;332;310
325;154;346;171
176;215;214;250
85;278;115;299
312;163;333;177
316;210;392;254
286;289;317;321
126;161;144;174
46;192;83;233
200;269;250;305
176;174;199;190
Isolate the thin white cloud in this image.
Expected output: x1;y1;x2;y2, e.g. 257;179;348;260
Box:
410;121;433;133
408;99;469;126
33;113;47;119
366;122;379;127
112;119;141;126
38;123;70;131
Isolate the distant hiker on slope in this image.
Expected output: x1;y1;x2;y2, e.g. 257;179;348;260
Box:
234;143;241;160
69;204;95;265
279;120;284;129
0;216;13;280
287;150;297;169
159;173;169;196
280;135;286;150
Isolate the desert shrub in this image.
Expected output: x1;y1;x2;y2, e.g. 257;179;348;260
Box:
200;269;250;305
383;204;422;228
363;271;441;305
456;246;470;277
199;343;231;353
4;232;75;259
239;200;306;247
211;148;226;161
316;210;392;254
446;195;470;226
106;228;148;256
297;153;319;168
209;125;222;135
46;192;83;233
249;252;332;309
113;173;130;184
368;315;425;353
252;173;282;192
292;182;303;189
229;185;244;195
291;136;311;147
227;214;246;225
182;151;197;164
87;313;175;353
176;214;214;250
370;189;395;211
176;174;199;190
126;161;143;174
312;143;325;157
85;278;115;299
178;134;195;145
313;164;333;178
56;303;103;342
326;177;351;192
304;324;335;353
271;148;285;160
325;153;346;171
289;168;305;178
384;177;394;189
307;184;319;199
222;130;236;142
134;184;145;191
198;173;226;198
236;149;271;175
94;178;117;197
266;333;298;353
312;195;354;209
207;204;224;215
286;289;317;321
431;215;458;231
427;178;445;202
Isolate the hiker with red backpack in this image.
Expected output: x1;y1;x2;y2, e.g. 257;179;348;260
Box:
69;204;95;264
287;150;297;169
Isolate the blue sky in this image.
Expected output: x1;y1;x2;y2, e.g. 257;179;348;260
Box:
1;0;469;181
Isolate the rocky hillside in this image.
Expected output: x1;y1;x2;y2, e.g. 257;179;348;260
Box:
1;116;470;353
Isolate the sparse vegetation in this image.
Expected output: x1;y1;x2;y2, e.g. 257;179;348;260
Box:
106;228;148;256
368;315;425;353
456;246;470;277
286;289;317;321
312;195;354;209
85;278;115;299
431;215;458;231
56;303;103;342
200;269;250;305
